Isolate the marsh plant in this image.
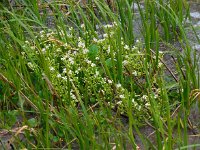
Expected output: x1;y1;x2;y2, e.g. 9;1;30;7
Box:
0;0;200;149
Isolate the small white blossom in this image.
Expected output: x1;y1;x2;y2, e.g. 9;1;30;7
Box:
40;30;44;34
107;45;110;53
123;60;128;65
116;83;122;88
64;43;68;47
57;74;61;78
104;24;113;28
119;94;125;99
103;33;108;38
117;101;122;105
68;70;72;75
145;103;150;107
46;33;51;37
91;63;96;67
158;62;163;68
93;38;98;42
42;48;46;53
69;57;74;64
83;48;89;54
63;68;67;73
142;95;148;100
81;24;85;28
71;93;76;100
86;59;91;64
108;80;112;84
132;46;137;50
62;76;67;81
27;62;34;70
95;70;99;76
132;71;137;76
78;41;85;48
50;67;55;71
124;45;129;50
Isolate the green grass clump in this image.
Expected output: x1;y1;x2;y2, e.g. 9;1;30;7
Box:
0;0;200;149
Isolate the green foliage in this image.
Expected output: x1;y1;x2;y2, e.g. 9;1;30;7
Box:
0;0;199;149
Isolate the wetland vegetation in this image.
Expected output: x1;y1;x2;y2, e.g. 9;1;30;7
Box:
0;0;200;149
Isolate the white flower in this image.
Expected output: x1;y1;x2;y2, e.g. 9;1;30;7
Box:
123;60;128;65
67;33;72;38
107;45;110;53
95;70;99;76
119;94;125;99
68;70;72;75
81;24;85;28
27;62;34;69
93;38;98;42
132;46;137;50
145;103;150;107
57;74;61;78
132;71;137;76
158;62;163;68
62;76;67;81
64;43;68;47
91;63;96;67
117;101;122;105
71;93;76;100
86;60;91;64
116;83;122;88
69;57;74;64
46;33;51;37
124;45;129;50
142;95;148;100
42;48;46;53
83;48;89;54
61;57;65;61
104;24;113;28
69;27;73;31
63;68;66;73
50;67;55;71
40;30;44;34
25;40;29;44
108;79;112;84
21;52;26;56
103;33;108;38
78;41;85;48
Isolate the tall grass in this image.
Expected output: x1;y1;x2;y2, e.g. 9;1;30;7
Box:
0;0;199;149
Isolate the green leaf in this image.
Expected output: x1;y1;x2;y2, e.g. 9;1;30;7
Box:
28;118;38;128
88;44;99;61
105;58;112;68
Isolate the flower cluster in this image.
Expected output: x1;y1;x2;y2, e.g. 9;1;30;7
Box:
20;22;165;124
